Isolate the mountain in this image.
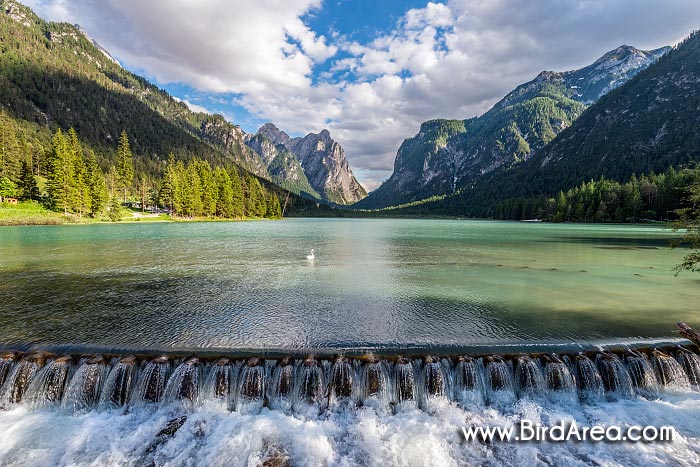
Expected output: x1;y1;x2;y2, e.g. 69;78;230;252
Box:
389;31;700;218
0;0;337;216
357;45;669;209
0;0;250;169
244;131;320;198
257;123;367;204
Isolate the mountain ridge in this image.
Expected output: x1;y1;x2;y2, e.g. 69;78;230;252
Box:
357;44;669;209
255;123;367;204
385;31;700;218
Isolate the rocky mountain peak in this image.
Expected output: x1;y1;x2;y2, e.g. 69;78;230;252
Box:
257;122;293;148
357;42;670;210
247;123;366;204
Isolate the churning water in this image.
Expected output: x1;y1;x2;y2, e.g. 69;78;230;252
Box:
0;350;699;466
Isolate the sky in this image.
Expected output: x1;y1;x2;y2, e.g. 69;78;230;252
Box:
22;0;700;191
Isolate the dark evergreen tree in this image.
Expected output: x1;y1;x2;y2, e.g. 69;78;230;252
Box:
18;160;39;201
85;151;108;217
116;130;134;203
46;129;74;214
215;167;234;218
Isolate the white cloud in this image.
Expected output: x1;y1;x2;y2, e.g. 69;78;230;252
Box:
22;0;700;190
173;97;211;115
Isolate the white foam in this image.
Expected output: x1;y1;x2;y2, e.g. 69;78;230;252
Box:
1;392;700;466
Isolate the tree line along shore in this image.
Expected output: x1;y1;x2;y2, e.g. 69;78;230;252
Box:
0;125;283;225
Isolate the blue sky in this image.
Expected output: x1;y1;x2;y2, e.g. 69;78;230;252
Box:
152;0;439;136
23;0;700;190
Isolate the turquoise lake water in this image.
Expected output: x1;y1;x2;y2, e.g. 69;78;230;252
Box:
0;219;697;353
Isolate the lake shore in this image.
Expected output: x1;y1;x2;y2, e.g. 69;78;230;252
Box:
0;201;278;226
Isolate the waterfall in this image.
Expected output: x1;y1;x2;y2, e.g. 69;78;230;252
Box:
453;356;484;407
393;357;417;411
327;356;354;408
419;356;450;411
360;357;391;410
676;347;700;389
0;347;699;420
423;356;448;397
542;354;577;404
129;356;172;406
61;356;109;413
0;352;15;388
235;357;265;413
201;358;233;403
623;350;659;399
269;357;295;412
652;349;690;390
596;352;634;400
98;356;138;410
24;356;73;409
514;355;546;400
484;355;515;406
293;356;325;414
163;357;201;408
0;353;44;406
572;353;604;402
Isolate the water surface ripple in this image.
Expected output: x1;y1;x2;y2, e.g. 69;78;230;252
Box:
0;219;697;353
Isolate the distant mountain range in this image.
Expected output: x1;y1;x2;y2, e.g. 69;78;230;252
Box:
357;45;669;209
3;0;696;218
385;31;700;218
0;0;365;206
251;123;367;204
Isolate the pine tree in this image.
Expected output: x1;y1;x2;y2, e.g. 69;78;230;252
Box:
0;177;17;201
18;160;39;201
68;128;87;216
215;167;234;218
172;160;187;216
183;163;203;216
159;153;177;213
116;130;134;203
85;151;108;217
108;196;123;222
46;129;73;214
197;160;216;216
0;113;20;181
267;192;282;218
229;166;244;218
138;176;151;212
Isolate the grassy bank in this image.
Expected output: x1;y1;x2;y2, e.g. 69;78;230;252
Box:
0;201;67;225
0;201;279;226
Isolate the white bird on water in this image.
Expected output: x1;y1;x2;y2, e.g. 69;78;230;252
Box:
306;249;315;260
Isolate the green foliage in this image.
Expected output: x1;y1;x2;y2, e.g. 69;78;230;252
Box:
487;166;699;222
0;175;17;198
116;130;134;202
0;3;334;220
672;177;700;274
381;32;700;219
107;196;123;222
85;151;107;217
17;160;38;200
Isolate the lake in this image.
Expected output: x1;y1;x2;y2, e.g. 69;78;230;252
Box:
0;219;696;354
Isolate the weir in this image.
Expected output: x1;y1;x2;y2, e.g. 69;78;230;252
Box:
1;344;697;416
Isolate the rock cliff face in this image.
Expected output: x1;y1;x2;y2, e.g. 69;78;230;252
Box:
257;124;367;205
198;115;269;178
357;45;669;209
245;133;319;198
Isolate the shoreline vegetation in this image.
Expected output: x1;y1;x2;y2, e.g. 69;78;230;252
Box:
0;126;284;225
0;200;281;226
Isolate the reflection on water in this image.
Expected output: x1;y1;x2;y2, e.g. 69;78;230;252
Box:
0;219;697;352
